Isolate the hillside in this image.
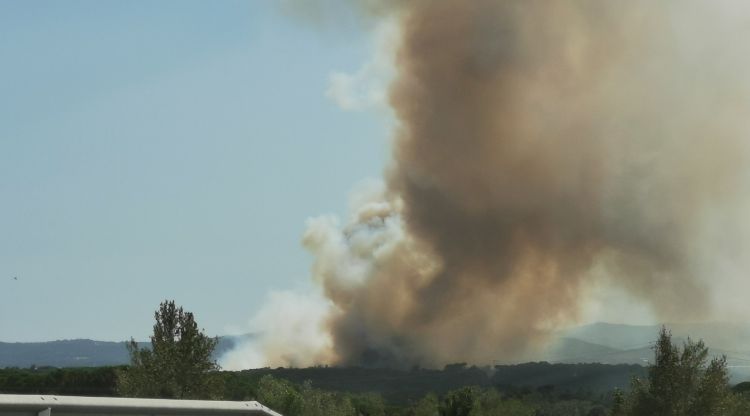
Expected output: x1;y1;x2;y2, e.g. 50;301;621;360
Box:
0;335;252;368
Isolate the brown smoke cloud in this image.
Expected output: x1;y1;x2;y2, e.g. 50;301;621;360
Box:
245;0;750;369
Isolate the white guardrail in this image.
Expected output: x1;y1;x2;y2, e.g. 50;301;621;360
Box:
0;395;282;416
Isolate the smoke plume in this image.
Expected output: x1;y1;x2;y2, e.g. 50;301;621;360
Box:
225;0;750;369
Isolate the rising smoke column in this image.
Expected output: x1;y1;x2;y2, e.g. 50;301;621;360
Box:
235;0;750;369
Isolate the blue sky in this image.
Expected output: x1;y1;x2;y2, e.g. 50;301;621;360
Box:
0;0;389;341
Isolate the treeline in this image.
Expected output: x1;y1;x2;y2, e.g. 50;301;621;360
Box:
230;362;643;404
4;366;749;415
0;366;616;415
249;374;612;416
0;366;120;396
0;362;636;401
4;339;750;415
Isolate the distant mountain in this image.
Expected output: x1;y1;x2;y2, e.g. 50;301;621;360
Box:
551;322;750;382
0;334;255;368
561;321;750;353
544;337;627;363
561;322;659;350
0;339;132;368
4;322;750;381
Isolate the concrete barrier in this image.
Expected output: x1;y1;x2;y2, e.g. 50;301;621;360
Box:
0;395;281;416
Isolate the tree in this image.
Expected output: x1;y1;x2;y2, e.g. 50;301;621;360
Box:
611;389;627;416
255;375;304;415
117;300;221;399
350;392;386;416
439;386;534;416
410;393;440;416
623;326;732;416
254;376;356;416
298;381;356;416
440;386;480;416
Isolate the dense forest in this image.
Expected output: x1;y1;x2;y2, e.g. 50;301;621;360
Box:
0;363;638;415
1;362;748;415
0;362;641;399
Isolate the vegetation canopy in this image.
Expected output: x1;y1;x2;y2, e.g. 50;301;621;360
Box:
116;300;221;399
3;315;744;416
613;326;747;416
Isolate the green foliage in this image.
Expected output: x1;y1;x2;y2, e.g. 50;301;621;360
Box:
254;375;356;416
488;397;535;416
440;386;480;416
351;392;386;416
256;375;305;415
585;406;608;416
8;326;750;416
533;399;602;416
299;381;356;416
220;370;263;401
117;300;221;399
724;392;750;416
621;326;734;416
0;366;119;396
732;381;750;394
230;363;639;406
438;386;534;416
409;393;440;416
611;389;627;416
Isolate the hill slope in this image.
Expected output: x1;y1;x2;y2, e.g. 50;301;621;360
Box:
0;335;252;368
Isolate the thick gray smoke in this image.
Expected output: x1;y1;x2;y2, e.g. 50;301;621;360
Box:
226;1;750;369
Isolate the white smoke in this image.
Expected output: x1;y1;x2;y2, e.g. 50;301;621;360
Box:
221;180;410;369
220;289;334;369
325;19;398;112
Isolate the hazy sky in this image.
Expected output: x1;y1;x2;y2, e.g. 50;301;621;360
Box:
0;0;390;342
